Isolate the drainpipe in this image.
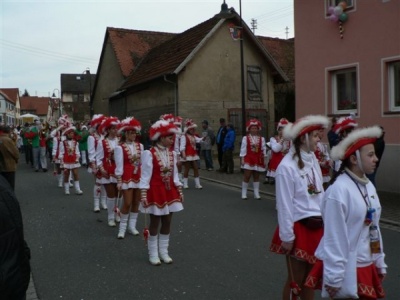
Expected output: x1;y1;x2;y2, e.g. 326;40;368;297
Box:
164;75;178;116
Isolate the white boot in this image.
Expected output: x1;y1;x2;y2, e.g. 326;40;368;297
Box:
159;234;173;264
241;182;248;199
107;197;116;227
100;185;107;209
64;182;70;195
69;173;73;187
117;213;129;239
183;178;189;189
194;177;202;189
178;173;183;183
148;235;161;266
93;186;100;212
58;174;63;188
74;181;83;195
253;182;261;200
128;212;139;236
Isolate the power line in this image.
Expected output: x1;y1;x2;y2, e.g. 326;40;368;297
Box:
0;39;98;64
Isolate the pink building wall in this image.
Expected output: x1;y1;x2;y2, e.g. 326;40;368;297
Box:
295;0;400;192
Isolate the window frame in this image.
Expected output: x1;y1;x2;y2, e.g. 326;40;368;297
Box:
246;65;263;102
325;0;356;17
387;60;400;112
327;64;359;115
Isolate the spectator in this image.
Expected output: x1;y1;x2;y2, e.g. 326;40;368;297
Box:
200;120;215;171
78;125;89;167
327;116;340;149
216;118;227;169
0;175;31;299
218;122;236;174
39;126;48;172
0;125;19;190
20;123;32;165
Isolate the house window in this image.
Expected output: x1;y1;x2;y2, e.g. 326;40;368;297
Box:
247;66;262;101
72;93;84;103
388;61;400;111
331;67;358;113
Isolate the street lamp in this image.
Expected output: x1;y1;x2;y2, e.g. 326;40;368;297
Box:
84;67;93;118
51;88;61;118
217;0;246;136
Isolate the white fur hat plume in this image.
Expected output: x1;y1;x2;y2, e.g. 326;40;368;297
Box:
283;115;330;140
330;126;382;161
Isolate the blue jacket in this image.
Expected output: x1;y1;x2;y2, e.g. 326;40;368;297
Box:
222;128;236;152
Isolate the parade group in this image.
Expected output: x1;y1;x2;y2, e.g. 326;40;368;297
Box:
6;111;387;300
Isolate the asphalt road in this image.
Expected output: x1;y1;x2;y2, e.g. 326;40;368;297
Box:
16;162;399;300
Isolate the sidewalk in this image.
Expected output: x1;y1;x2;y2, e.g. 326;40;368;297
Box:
197;158;400;228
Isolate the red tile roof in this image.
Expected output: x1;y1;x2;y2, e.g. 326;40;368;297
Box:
0;88;19;104
120;17;222;89
257;37;295;82
20;96;50;116
107;27;176;77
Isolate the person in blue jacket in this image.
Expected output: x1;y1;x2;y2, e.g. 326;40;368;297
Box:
218;122;236;174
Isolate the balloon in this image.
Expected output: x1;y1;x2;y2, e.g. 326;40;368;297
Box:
334;5;343;16
339;12;348;23
329;14;339;22
328;6;335;15
339;1;348;10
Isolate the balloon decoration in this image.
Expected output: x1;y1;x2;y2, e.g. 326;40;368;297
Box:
327;1;349;39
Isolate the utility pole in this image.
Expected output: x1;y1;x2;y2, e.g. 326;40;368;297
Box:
251;18;257;34
285;26;289;39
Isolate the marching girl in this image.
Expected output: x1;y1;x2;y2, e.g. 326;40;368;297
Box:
180;119;203;189
139;120;183;266
239;119;267;200
315;128;332;190
266;118;290;184
87;114;107;212
173;116;184;182
305;126;386;299
51;115;71;188
160;114;184;182
59;125;83;195
96;116;121;227
269;115;330;300
332;116;358;172
115;117;143;239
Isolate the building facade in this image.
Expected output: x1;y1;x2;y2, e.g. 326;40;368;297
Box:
295;0;400;192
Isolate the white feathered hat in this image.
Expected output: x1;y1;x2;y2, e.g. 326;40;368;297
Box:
283;115;330;140
330;126;382;161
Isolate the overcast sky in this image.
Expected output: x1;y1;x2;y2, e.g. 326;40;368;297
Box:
0;0;293;97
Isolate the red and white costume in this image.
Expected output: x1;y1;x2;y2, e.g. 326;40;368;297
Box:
115;141;143;189
87;114;107;212
314;141;331;183
139;145;183;215
267;136;291;178
180;119;202;162
96;137;119;184
239;134;267;172
59;137;80;169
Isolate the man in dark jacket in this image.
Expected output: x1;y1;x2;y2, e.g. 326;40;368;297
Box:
218;123;236;174
216;118;227;169
0;175;31;299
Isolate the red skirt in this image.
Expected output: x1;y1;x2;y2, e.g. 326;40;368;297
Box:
269;221;323;264
305;260;385;299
